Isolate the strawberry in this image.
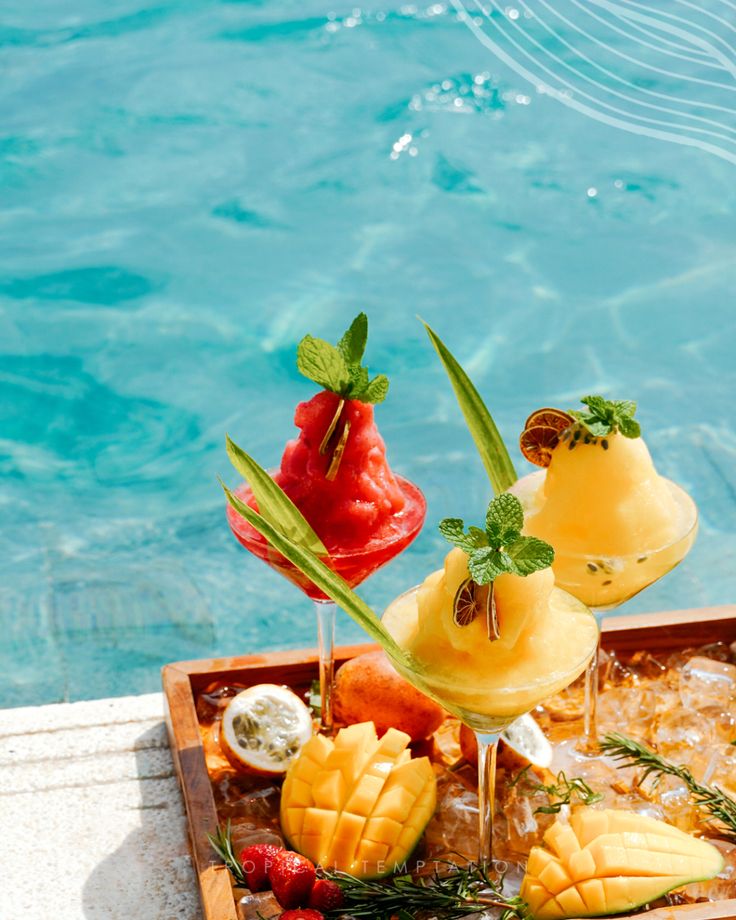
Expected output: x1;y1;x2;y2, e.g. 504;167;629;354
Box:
268;850;317;909
238;843;283;892
279;911;324;920
307;878;345;911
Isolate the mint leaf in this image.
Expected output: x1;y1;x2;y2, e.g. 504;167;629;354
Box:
506;536;555;576
486;493;524;538
580;395;609;416
297;336;350;394
618;415;641;438
440;494;554;586
613;399;636;417
439;518;488;553
361;374;389;404
438;518;466;544
569;395;640;439
347;364;369;396
469;547;515;583
296;313;388;402
338;312;368;366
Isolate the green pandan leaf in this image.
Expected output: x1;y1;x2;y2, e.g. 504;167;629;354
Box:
225;435;328;556
423;321;517;495
221;483;409;662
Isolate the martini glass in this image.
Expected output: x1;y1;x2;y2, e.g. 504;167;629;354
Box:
511;471;698;753
227;476;426;733
381;585;598;870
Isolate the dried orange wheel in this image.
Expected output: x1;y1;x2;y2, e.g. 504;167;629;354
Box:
523;407;575;431
452;579;498;638
520;407;575;468
453;577;479;627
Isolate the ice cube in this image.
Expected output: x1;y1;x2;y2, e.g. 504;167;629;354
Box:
598;686;657;739
652;709;714;757
679;656;736;711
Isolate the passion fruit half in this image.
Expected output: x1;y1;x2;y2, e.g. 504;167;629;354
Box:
220;684;313;775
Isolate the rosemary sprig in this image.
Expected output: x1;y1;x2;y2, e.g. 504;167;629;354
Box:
207;820;248;886
322;863;530;920
208;823;529;919
509;766;603;814
601;733;736;843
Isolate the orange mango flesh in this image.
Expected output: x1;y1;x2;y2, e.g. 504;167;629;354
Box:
521;808;723;919
280;722;436;878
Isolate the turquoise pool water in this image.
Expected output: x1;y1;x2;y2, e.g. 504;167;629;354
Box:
1;1;735;707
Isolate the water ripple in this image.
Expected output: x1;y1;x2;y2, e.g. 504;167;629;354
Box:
0;267;158;305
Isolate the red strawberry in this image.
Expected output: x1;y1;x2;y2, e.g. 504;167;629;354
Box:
308;878;345;911
268;850;317;909
238;843;283;892
279;911;324;920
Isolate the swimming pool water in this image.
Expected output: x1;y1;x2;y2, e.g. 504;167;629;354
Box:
1;1;735;707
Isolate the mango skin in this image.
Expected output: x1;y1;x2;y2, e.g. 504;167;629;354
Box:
521;808;724;920
334;650;446;741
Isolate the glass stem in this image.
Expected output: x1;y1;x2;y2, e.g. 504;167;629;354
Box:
314;600;336;734
474;731;499;872
582;612;604;751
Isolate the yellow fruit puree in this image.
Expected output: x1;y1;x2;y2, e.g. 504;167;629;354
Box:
382;548;598;731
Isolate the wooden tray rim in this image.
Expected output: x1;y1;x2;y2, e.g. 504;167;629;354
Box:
163;605;736;920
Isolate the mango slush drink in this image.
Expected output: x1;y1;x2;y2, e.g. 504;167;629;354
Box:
514;400;697;609
382;549;598;732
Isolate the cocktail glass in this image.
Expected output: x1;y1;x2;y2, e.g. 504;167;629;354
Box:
227;476;426;733
511;470;698;753
381;585;598;870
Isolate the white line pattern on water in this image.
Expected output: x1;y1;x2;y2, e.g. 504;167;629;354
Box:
452;0;736;165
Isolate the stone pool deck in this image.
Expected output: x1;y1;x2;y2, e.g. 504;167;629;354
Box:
0;693;201;920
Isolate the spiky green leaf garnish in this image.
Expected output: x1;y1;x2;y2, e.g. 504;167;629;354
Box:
220;473;409;662
423;321;516;495
296;312;389;403
569;396;641;439
225;435;327;556
439;493;553;585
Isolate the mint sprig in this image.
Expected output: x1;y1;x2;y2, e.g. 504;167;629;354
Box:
297;312;389;404
439;493;554;585
569;395;640;439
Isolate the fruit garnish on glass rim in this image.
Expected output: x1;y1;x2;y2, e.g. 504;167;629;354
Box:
519;408;575;468
519;398;641;469
297;312;389;479
439;493;554;641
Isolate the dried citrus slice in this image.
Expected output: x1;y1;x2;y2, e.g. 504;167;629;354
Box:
220;684;313;775
523;407;575;430
520;407;575;467
453;578;499;639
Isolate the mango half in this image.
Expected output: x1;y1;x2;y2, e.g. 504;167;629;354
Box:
280;721;436;878
521;808;723;919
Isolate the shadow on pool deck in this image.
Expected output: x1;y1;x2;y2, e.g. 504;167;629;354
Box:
82;723;201;919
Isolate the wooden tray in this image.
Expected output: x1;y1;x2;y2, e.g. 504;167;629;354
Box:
163;605;736;920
